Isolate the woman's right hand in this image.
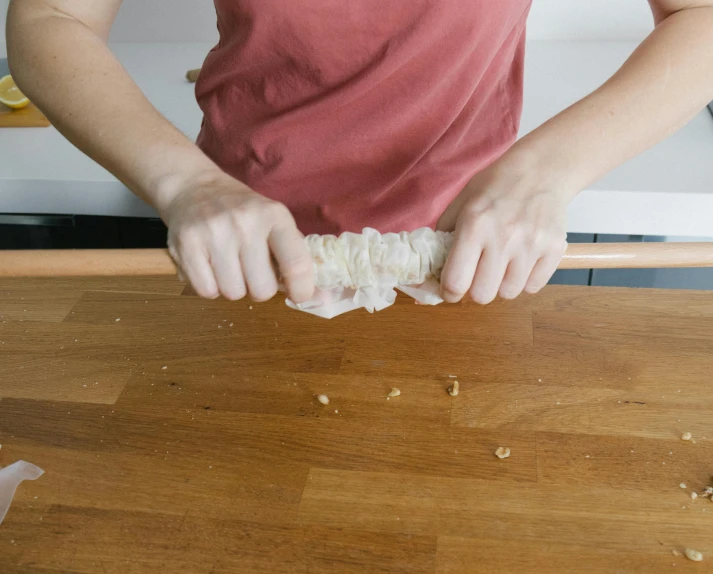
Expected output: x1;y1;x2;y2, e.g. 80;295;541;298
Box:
7;1;314;305
160;171;315;304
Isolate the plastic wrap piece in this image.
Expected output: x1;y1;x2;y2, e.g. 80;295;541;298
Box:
286;227;454;318
0;461;44;524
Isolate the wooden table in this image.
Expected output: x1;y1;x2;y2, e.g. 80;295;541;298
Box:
0;278;711;573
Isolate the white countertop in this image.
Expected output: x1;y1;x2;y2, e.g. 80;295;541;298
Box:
1;40;712;237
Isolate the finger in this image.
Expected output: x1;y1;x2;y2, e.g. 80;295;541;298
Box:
436;195;466;232
439;227;482;303
524;252;562;294
469;246;509;304
240;240;280;302
268;221;315;304
179;248;220;299
209;243;247;301
499;254;537;300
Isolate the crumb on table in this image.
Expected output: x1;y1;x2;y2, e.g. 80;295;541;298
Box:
495;447;511;459
684;549;703;562
317;394;329;405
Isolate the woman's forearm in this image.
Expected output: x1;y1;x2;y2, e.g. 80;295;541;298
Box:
6;0;219;212
512;5;713;198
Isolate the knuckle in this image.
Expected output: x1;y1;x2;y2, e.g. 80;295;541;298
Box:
229;214;253;239
490;225;518;249
452;236;481;258
176;226;204;250
536;231;564;250
531;233;549;250
281;254;314;279
266;201;291;221
554;237;568;254
461;200;490;221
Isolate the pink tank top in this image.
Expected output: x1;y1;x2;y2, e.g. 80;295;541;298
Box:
196;1;531;235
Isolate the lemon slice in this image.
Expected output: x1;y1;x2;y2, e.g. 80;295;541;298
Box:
0;75;31;110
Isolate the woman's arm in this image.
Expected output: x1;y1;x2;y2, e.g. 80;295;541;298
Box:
438;0;713;304
517;0;713;197
7;0;314;303
6;0;214;210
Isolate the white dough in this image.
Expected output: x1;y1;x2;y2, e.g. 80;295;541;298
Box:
304;227;454;290
286;228;455;319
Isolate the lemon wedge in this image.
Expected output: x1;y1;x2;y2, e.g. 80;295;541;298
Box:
0;75;31;110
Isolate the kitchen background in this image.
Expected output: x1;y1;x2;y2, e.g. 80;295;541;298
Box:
1;0;712;289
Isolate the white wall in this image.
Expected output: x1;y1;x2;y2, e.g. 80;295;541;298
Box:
109;1;218;43
0;0;9;35
2;0;654;44
528;0;653;40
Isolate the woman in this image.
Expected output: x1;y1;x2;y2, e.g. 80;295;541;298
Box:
7;1;713;306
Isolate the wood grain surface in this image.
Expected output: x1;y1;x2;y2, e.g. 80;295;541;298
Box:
0;278;711;573
0;103;50;128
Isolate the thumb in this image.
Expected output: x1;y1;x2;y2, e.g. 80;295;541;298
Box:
436;194;466;232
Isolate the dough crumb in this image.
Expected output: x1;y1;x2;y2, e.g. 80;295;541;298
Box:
448;381;460;397
672;549;682;557
334;409;338;414
684;549;703;562
161;366;167;370
680;483;687;489
317;394;329;405
495;447;511;459
681;432;692;441
691;492;698;501
387;388;401;398
115;318;121;322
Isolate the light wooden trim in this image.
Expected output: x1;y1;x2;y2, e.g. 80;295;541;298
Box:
0;242;711;278
558;242;713;269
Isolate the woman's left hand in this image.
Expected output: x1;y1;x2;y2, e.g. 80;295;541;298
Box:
437;149;570;304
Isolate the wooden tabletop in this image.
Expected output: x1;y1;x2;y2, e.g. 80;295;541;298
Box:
0;277;712;573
